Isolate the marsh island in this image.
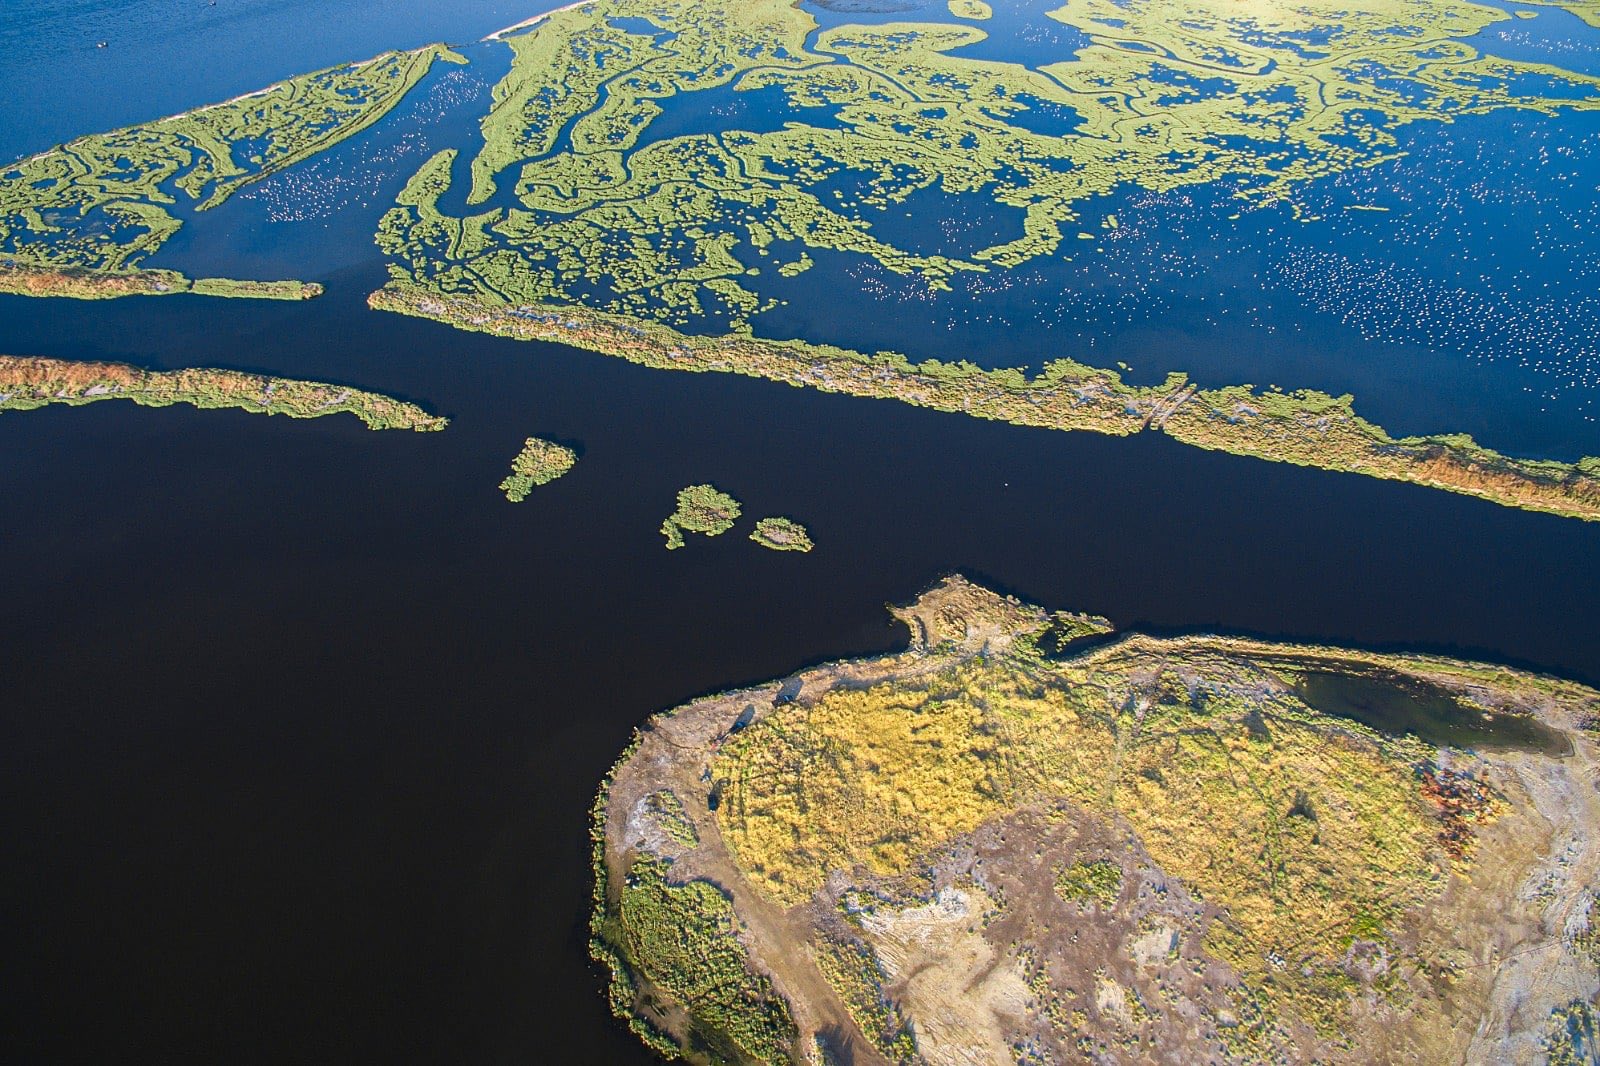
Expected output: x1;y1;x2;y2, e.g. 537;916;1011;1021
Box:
500;436;578;500
661;484;742;550
593;577;1600;1064
0;355;446;430
750;517;813;553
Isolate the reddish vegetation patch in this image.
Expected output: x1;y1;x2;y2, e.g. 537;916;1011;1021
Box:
0;354;446;431
0;264;184;298
1411;449;1600;516
2;356;142;388
1420;765;1499;861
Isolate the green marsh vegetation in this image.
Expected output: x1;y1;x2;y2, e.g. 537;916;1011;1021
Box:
376;0;1600;330
644;790;700;848
750;517;813;552
0;355;446;430
499;436;577;500
1055;859;1122;907
597;855;798;1065
374;284;1600;521
813;939;918;1063
369;0;1600;522
188;277;324;300
661;483;742;549
0;44;463;297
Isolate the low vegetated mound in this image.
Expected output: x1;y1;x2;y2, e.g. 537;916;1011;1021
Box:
500;437;577;501
661;484;742;549
0;355;446;431
749;517;813;553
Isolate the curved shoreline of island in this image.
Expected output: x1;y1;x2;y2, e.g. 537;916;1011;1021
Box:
0;355;447;431
589;575;1600;1064
369;283;1600;522
484;0;599;41
500;435;578;500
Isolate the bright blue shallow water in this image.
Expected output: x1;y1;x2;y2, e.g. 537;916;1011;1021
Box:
3;4;1600;1064
744;7;1600;456
0;0;533;162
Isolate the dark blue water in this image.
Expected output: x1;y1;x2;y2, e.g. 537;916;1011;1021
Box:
4;4;1600;1065
947;0;1092;67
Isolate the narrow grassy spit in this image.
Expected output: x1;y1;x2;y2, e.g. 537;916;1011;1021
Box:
0;355;446;431
0;264;322;301
375;285;1600;522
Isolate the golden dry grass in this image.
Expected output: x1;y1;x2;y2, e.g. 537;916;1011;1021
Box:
714;653;1441;978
